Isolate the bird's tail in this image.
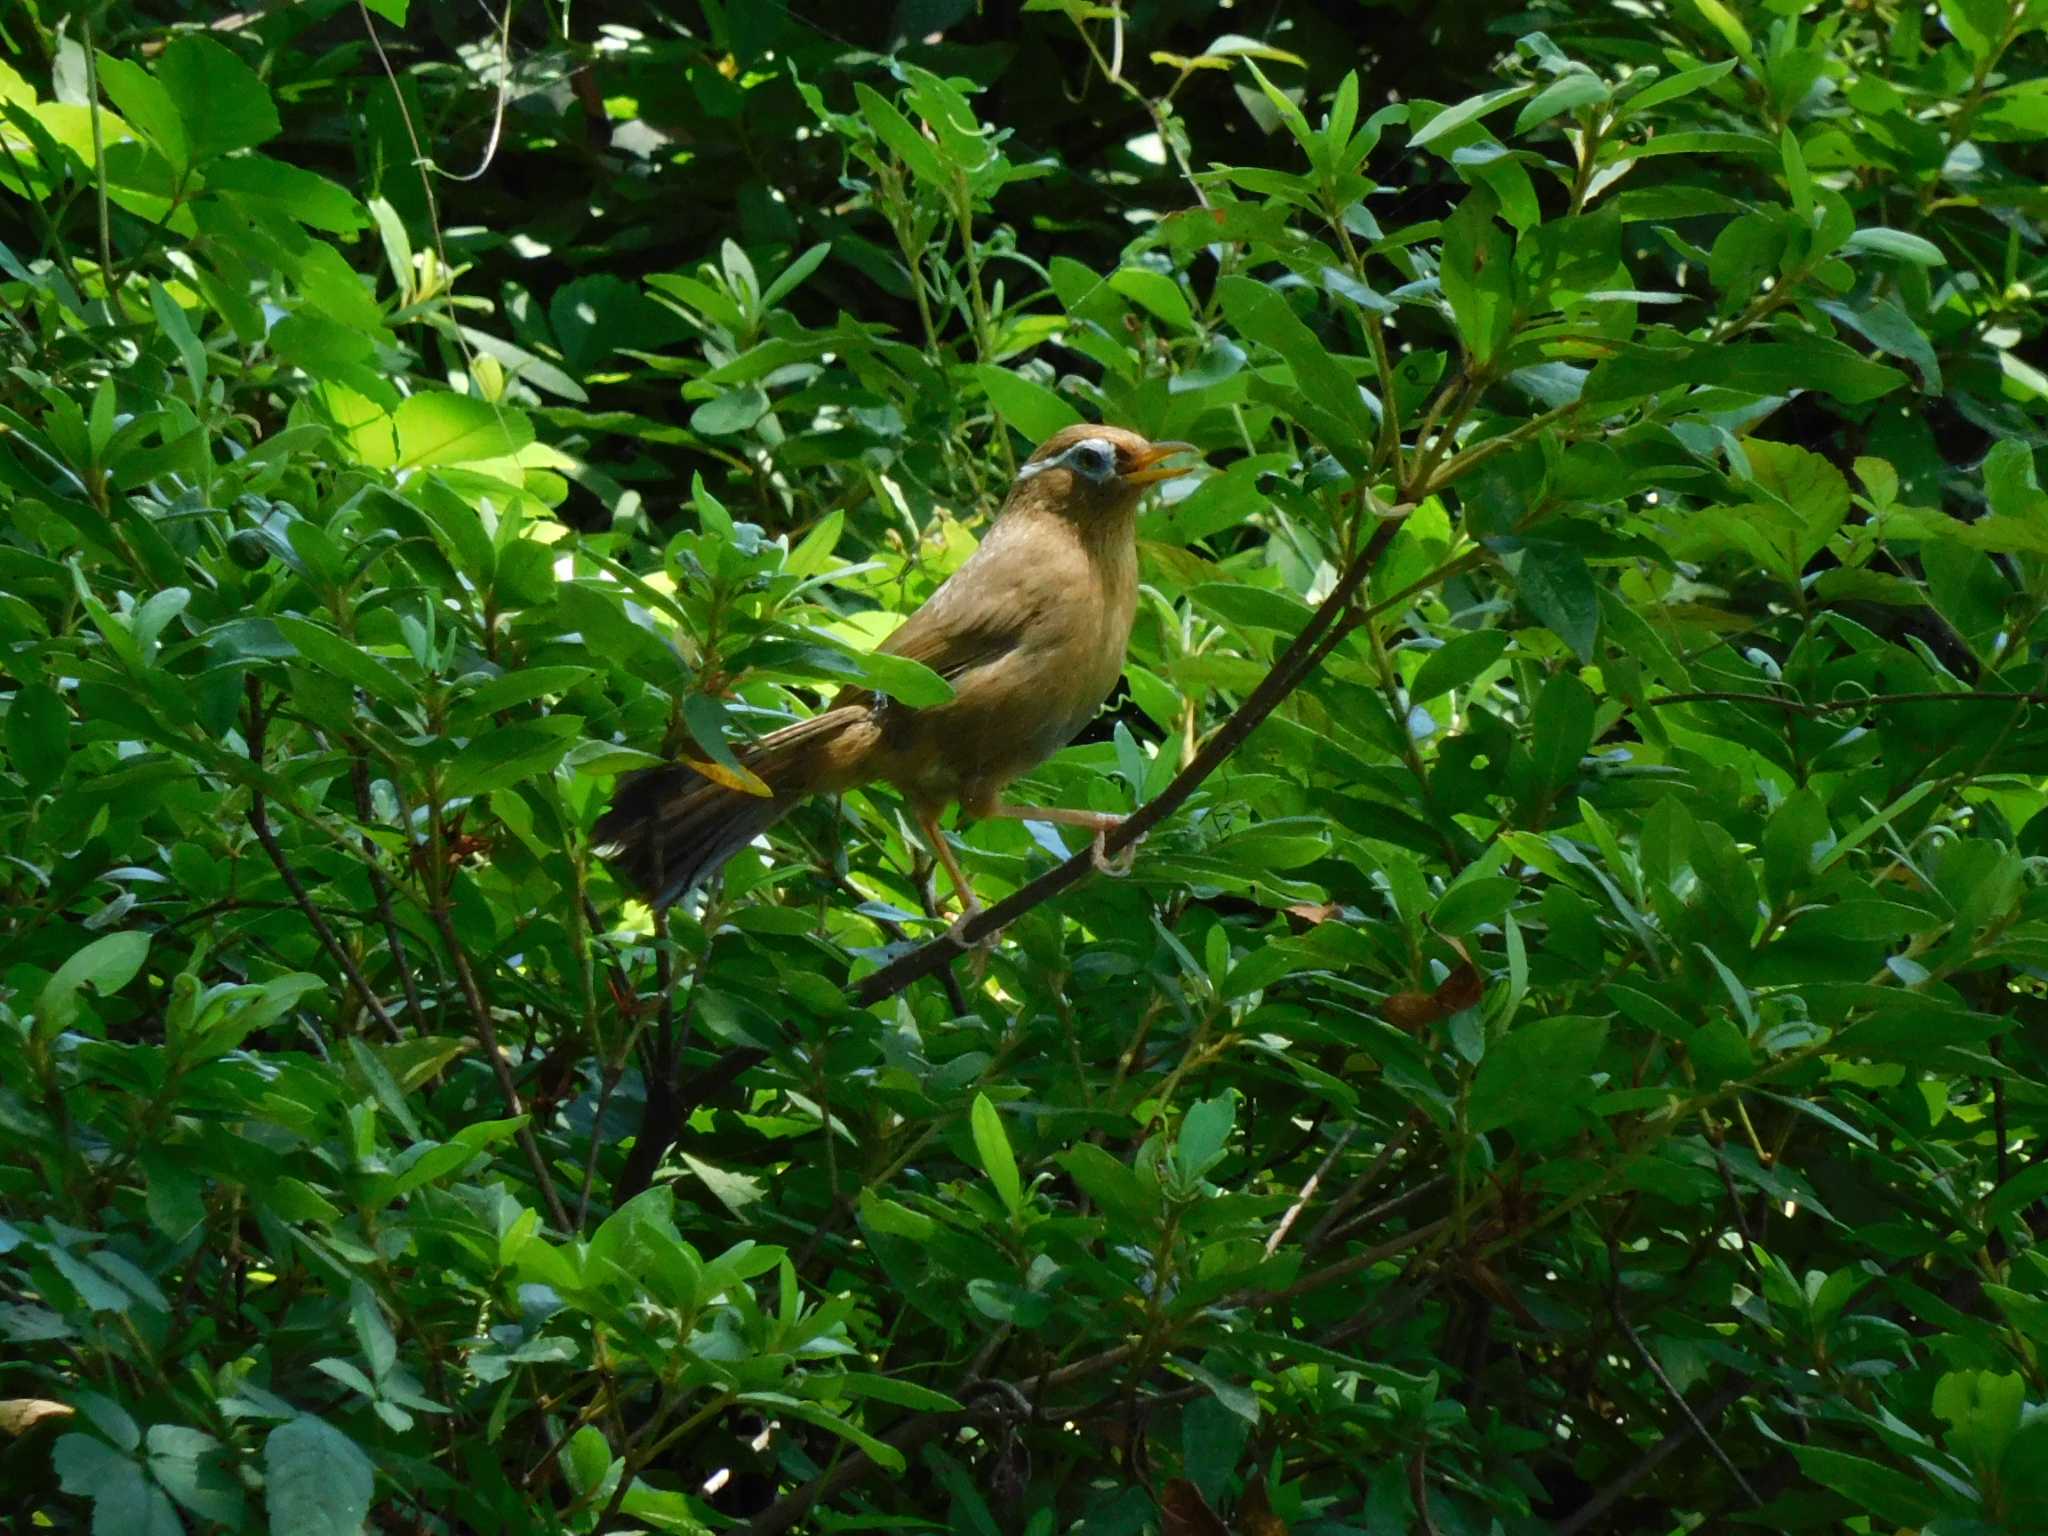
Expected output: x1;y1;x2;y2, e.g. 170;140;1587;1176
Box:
593;707;869;908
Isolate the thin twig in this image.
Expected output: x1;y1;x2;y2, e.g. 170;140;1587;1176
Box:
1554;1380;1754;1536
1306;1117;1419;1251
575;908;675;1232
1605;1234;1760;1506
1643;688;2048;714
418;767;573;1232
245;680;399;1039
1265;1124;1357;1257
351;755;426;1026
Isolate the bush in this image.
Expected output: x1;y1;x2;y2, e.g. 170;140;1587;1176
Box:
4;2;2048;1532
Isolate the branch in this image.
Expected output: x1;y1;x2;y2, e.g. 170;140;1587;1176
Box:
851;509;1410;1006
417;766;574;1233
747;1341;1137;1536
1605;1234;1759;1507
1642;688;2048;714
1264;1124;1356;1257
1554;1379;1754;1536
350;754;426;1026
245;679;400;1040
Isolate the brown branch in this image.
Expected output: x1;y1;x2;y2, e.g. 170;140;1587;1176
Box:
1306;1116;1420;1251
418;768;574;1234
1555;1379;1754;1536
1264;1124;1357;1257
245;679;399;1040
747;1339;1140;1536
350;754;426;1026
1605;1234;1760;1506
850;509;1410;1006
1643;689;2048;714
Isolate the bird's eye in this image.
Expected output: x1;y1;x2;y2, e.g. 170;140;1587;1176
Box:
1070;442;1113;479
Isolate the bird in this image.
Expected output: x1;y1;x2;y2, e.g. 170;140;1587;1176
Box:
593;424;1199;937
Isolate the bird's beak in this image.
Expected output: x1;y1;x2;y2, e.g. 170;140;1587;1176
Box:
1120;440;1200;486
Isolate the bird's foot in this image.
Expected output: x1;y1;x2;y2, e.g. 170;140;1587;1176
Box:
1091;825;1143;877
945;903;998;951
945;904;1002;984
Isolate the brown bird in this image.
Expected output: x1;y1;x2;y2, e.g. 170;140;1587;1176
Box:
594;425;1198;933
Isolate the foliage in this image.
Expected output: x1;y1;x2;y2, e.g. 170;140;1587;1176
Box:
5;1;2048;1533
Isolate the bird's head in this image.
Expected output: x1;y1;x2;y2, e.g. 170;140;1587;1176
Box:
1007;425;1199;524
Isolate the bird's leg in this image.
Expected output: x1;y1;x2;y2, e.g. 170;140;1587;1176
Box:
914;806;991;950
987;804;1142;877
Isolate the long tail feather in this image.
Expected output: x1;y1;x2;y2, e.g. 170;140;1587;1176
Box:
592;708;869;907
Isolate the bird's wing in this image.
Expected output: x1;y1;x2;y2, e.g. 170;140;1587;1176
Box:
873;579;1027;681
825;559;1030;718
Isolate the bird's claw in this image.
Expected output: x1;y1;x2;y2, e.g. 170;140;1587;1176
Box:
946;907;998;951
1091;827;1142;877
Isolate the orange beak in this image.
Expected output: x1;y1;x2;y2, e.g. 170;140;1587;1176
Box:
1120;440;1200;486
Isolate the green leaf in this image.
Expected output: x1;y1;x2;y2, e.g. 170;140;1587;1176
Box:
1516;73;1607;133
857;1190;938;1240
1109;268;1195;331
1846;227;1947;265
263;1416;374;1536
1620;58;1739;115
95;52;188;170
1409;85;1536;150
812;1373;964;1413
1932;1369;2024;1470
393;393;532;469
847;651;956;708
973;364;1082;441
275;618;421;709
1584;337;1907;406
690;387;770;436
1512;543;1598;662
1217;276;1373;466
205;155;367;234
37;931;152;1040
739;1394;907;1473
855;83;947;185
970;1093;1024;1217
1791;1445;1943;1525
1410;629;1511;703
1940;0;2006;62
1469;1016;1609;1132
155;35;280;162
1523;671;1596;799
1432;876;1518;937
149;282;207;396
1439;186;1515;365
55;1435;182;1535
679;1152;767;1216
1221;944;1311;1000
1691;0;1755;58
7;680;70;791
1762;789;1834;904
444;722;579;798
1175;1091;1238;1181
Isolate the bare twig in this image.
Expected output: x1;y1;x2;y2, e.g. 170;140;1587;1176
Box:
1265;1124;1357;1257
1643;689;2048;715
1605;1234;1760;1506
245;680;399;1040
416;766;573;1233
350;756;426;1026
1555;1379;1754;1536
1307;1117;1420;1251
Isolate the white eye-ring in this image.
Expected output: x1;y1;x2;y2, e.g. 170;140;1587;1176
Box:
1066;439;1115;481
